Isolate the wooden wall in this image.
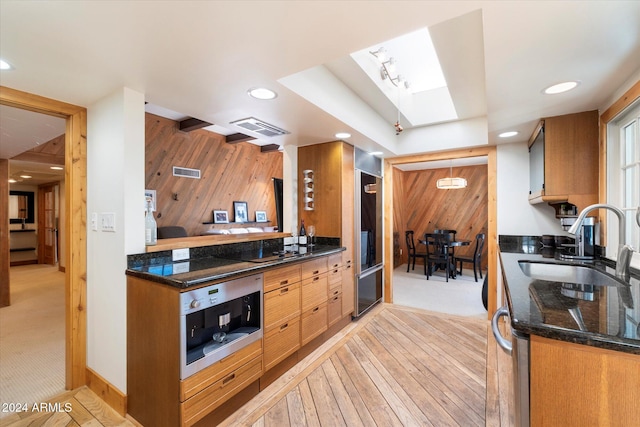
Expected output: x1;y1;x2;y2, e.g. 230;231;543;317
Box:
393;164;488;269
145;114;283;236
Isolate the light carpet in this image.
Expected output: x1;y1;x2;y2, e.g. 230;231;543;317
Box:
0;264;65;418
392;264;487;319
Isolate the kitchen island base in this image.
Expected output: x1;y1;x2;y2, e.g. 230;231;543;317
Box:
530;335;640;427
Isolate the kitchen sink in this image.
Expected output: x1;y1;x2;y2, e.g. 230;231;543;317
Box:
518;261;625;287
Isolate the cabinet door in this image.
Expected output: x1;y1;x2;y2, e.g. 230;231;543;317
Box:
263;282;300;331
301;302;328;345
529;123;545;197
263;317;300;371
341;262;355;316
301;274;328;312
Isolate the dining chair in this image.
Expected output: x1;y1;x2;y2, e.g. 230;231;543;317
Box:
405;230;428;274
424;233;451;282
434;229;457;258
455;233;486;282
157;226;188;239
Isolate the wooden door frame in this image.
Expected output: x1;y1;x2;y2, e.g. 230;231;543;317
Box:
1;86;87;389
383;146;498;319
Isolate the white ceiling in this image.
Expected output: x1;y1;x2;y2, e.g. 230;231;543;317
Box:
1;1;639;162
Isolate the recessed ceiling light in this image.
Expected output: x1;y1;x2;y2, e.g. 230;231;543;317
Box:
247;87;277;100
0;59;12;70
543;81;580;95
498;131;518;138
369;151;383;156
335;132;351;139
20;175;32;179
8;178;17;183
50;166;64;170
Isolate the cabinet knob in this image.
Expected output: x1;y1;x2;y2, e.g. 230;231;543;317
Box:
190;300;200;309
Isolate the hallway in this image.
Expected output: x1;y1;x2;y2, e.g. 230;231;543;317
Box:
0;264;65;416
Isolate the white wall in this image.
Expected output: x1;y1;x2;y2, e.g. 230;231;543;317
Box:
496;142;566;237
87;87;145;393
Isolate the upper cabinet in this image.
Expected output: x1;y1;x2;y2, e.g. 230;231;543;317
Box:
528;110;599;212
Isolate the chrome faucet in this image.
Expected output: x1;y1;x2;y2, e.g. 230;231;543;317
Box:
568;203;633;282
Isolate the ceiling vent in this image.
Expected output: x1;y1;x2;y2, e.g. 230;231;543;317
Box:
173;166;201;179
230;117;290;137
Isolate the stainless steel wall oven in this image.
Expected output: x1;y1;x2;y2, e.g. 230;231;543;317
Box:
179;274;263;379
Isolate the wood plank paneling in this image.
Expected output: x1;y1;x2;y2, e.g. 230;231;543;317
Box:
12;133;65;165
397;164;488;270
145;113;283;236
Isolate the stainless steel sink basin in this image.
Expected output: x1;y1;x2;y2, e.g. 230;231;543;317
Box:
518;261;625;287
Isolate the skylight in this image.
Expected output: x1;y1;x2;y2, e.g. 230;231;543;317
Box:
351;26;458;127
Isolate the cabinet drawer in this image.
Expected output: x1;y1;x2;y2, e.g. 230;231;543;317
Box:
264;282;301;331
301;303;328;346
301;274;328;312
328;285;341;300
328;266;342;289
181;356;262;427
180;339;262;401
301;257;328;280
264;264;301;293
327;293;342;327
328;253;342;270
263;317;300;371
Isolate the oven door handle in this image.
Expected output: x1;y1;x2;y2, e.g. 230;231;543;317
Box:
491;306;512;355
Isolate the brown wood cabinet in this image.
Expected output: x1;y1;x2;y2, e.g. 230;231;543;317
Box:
263;264;302;371
530;335;640;427
127;276;264;427
298;141;355;317
528;110;599;212
127;251;353;426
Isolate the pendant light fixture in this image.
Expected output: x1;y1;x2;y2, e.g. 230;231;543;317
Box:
436;160;467;189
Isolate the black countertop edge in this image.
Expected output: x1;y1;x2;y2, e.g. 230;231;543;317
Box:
515;322;640;355
126;246;345;289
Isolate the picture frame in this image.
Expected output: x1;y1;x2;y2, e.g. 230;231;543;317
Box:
233;201;248;223
213;210;229;224
255;211;267;222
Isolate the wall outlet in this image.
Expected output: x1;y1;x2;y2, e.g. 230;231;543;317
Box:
172;248;190;261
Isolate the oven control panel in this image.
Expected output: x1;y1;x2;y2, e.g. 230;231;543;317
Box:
179;273;263;315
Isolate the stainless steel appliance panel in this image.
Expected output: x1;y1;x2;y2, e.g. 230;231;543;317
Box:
354;167;383;317
492;306;530;427
180;274;263;379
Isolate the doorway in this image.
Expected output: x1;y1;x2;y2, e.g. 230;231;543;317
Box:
383;146;498;319
0;86;87;391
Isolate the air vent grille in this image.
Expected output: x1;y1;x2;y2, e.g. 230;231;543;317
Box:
173;166;201;179
230;117;289;137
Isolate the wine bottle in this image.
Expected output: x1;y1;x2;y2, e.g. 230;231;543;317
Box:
145;201;157;246
299;219;307;245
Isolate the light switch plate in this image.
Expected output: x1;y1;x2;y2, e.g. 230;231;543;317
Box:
172;248;190;261
91;213;98;231
101;213;116;232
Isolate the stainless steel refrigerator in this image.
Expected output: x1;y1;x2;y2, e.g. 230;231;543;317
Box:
354;149;383;317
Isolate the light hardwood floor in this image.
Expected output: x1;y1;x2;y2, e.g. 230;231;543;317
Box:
0;304;513;426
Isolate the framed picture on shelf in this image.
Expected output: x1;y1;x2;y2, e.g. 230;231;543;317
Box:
233;201;248;223
213;210;229;224
255;211;267;222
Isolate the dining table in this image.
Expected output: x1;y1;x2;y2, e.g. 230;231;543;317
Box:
419;236;470;279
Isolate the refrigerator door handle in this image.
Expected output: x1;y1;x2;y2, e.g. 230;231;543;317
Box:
491;306;512;355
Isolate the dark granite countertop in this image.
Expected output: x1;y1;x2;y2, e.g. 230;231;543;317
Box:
499;246;640;354
126;243;345;289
